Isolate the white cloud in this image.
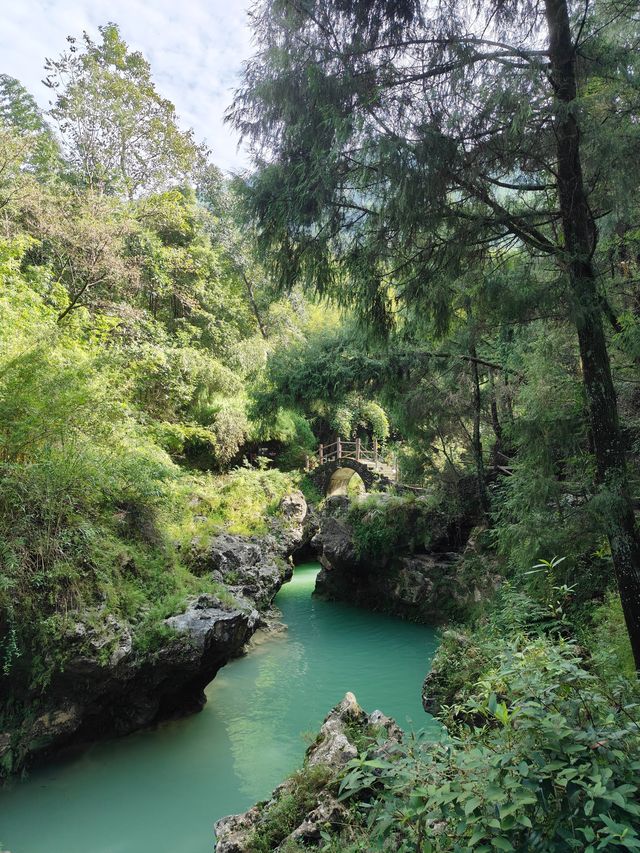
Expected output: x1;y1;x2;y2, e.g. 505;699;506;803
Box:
0;0;254;172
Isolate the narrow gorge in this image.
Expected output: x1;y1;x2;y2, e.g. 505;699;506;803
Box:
2;3;640;850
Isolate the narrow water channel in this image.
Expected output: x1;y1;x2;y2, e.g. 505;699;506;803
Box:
0;563;439;853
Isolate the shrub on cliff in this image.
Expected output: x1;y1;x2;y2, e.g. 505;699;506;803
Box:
339;636;640;852
346;494;448;562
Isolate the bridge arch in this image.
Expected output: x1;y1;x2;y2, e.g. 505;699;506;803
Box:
310;458;395;497
326;466;366;497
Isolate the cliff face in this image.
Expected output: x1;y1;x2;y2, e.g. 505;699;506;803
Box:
311;502;497;624
0;492;313;780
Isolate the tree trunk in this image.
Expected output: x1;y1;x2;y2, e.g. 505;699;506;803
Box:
488;369;505;461
545;0;640;669
242;271;268;339
469;345;490;515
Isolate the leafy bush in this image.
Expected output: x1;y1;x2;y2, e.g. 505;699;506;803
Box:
245;764;334;853
256;408;317;470
165;464;298;546
347;494;448;561
150;421;219;469
332;395;390;442
583;591;636;682
209;400;250;467
339;637;640;852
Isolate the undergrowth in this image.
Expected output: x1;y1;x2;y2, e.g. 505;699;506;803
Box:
245;764;335;853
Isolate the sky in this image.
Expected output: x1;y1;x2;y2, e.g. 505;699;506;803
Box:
0;0;255;172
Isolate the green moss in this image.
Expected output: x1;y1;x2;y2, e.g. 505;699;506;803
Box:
245;764;334;853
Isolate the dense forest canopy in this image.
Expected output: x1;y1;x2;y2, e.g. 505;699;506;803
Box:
230;0;640;663
2;4;640;851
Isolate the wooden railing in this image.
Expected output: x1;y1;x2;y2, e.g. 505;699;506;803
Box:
305;437;432;493
306;437;398;481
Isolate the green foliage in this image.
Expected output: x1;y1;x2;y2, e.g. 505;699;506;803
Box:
252;322;392;446
332;395;390;442
583;592;636;682
298;474;323;506
235;0;640;666
244;764;334;853
347;494;447;562
423;585;563;714
338;635;640;853
0;74;61;177
0;60;309;741
490;327;597;575
254;408;316;470
44;23;206;196
166;465;298;547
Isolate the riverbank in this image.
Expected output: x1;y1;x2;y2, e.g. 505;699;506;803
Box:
0;479;313;782
216;582;640;853
0;563;439;853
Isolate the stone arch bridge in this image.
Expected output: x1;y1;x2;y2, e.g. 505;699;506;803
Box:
306;438;423;497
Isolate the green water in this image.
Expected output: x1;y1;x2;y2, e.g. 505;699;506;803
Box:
0;563;439;853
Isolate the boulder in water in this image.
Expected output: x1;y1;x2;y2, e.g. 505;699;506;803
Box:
214;692;402;853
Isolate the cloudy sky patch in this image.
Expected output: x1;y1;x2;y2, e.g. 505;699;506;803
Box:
0;0;254;171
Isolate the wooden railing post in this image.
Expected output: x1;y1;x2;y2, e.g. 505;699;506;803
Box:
337;436;342;460
394;453;399;483
355;437;361;461
319;443;324;464
373;437;378;470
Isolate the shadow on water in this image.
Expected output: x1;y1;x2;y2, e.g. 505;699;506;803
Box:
0;563;439;853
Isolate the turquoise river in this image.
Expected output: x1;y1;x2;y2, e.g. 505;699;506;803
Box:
0;563;439;853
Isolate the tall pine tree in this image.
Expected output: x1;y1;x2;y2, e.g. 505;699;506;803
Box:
231;0;640;666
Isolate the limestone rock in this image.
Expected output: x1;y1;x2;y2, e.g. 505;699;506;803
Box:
287;791;348;843
307;691;364;768
214;805;263;853
64;613;133;677
311;516;362;575
29;703;83;743
3;597;258;778
214;693;403;852
200;534;290;609
164;594;259;653
273;490;315;560
278;490;308;525
368;708;404;744
312;505;497;624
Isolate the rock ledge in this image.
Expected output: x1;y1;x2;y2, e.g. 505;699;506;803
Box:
215;692;402;852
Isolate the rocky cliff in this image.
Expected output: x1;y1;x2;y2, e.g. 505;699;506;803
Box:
0;491;313;780
311;497;497;623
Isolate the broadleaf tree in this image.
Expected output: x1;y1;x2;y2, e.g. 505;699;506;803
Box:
44;23;207;198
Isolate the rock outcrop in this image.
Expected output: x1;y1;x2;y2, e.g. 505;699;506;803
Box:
1;595;259;777
214;693;402;853
1;492;312;780
312;504;497;623
200;533;291;609
312;515;363;573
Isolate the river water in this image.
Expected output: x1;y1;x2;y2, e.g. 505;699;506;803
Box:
0;563;439;853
